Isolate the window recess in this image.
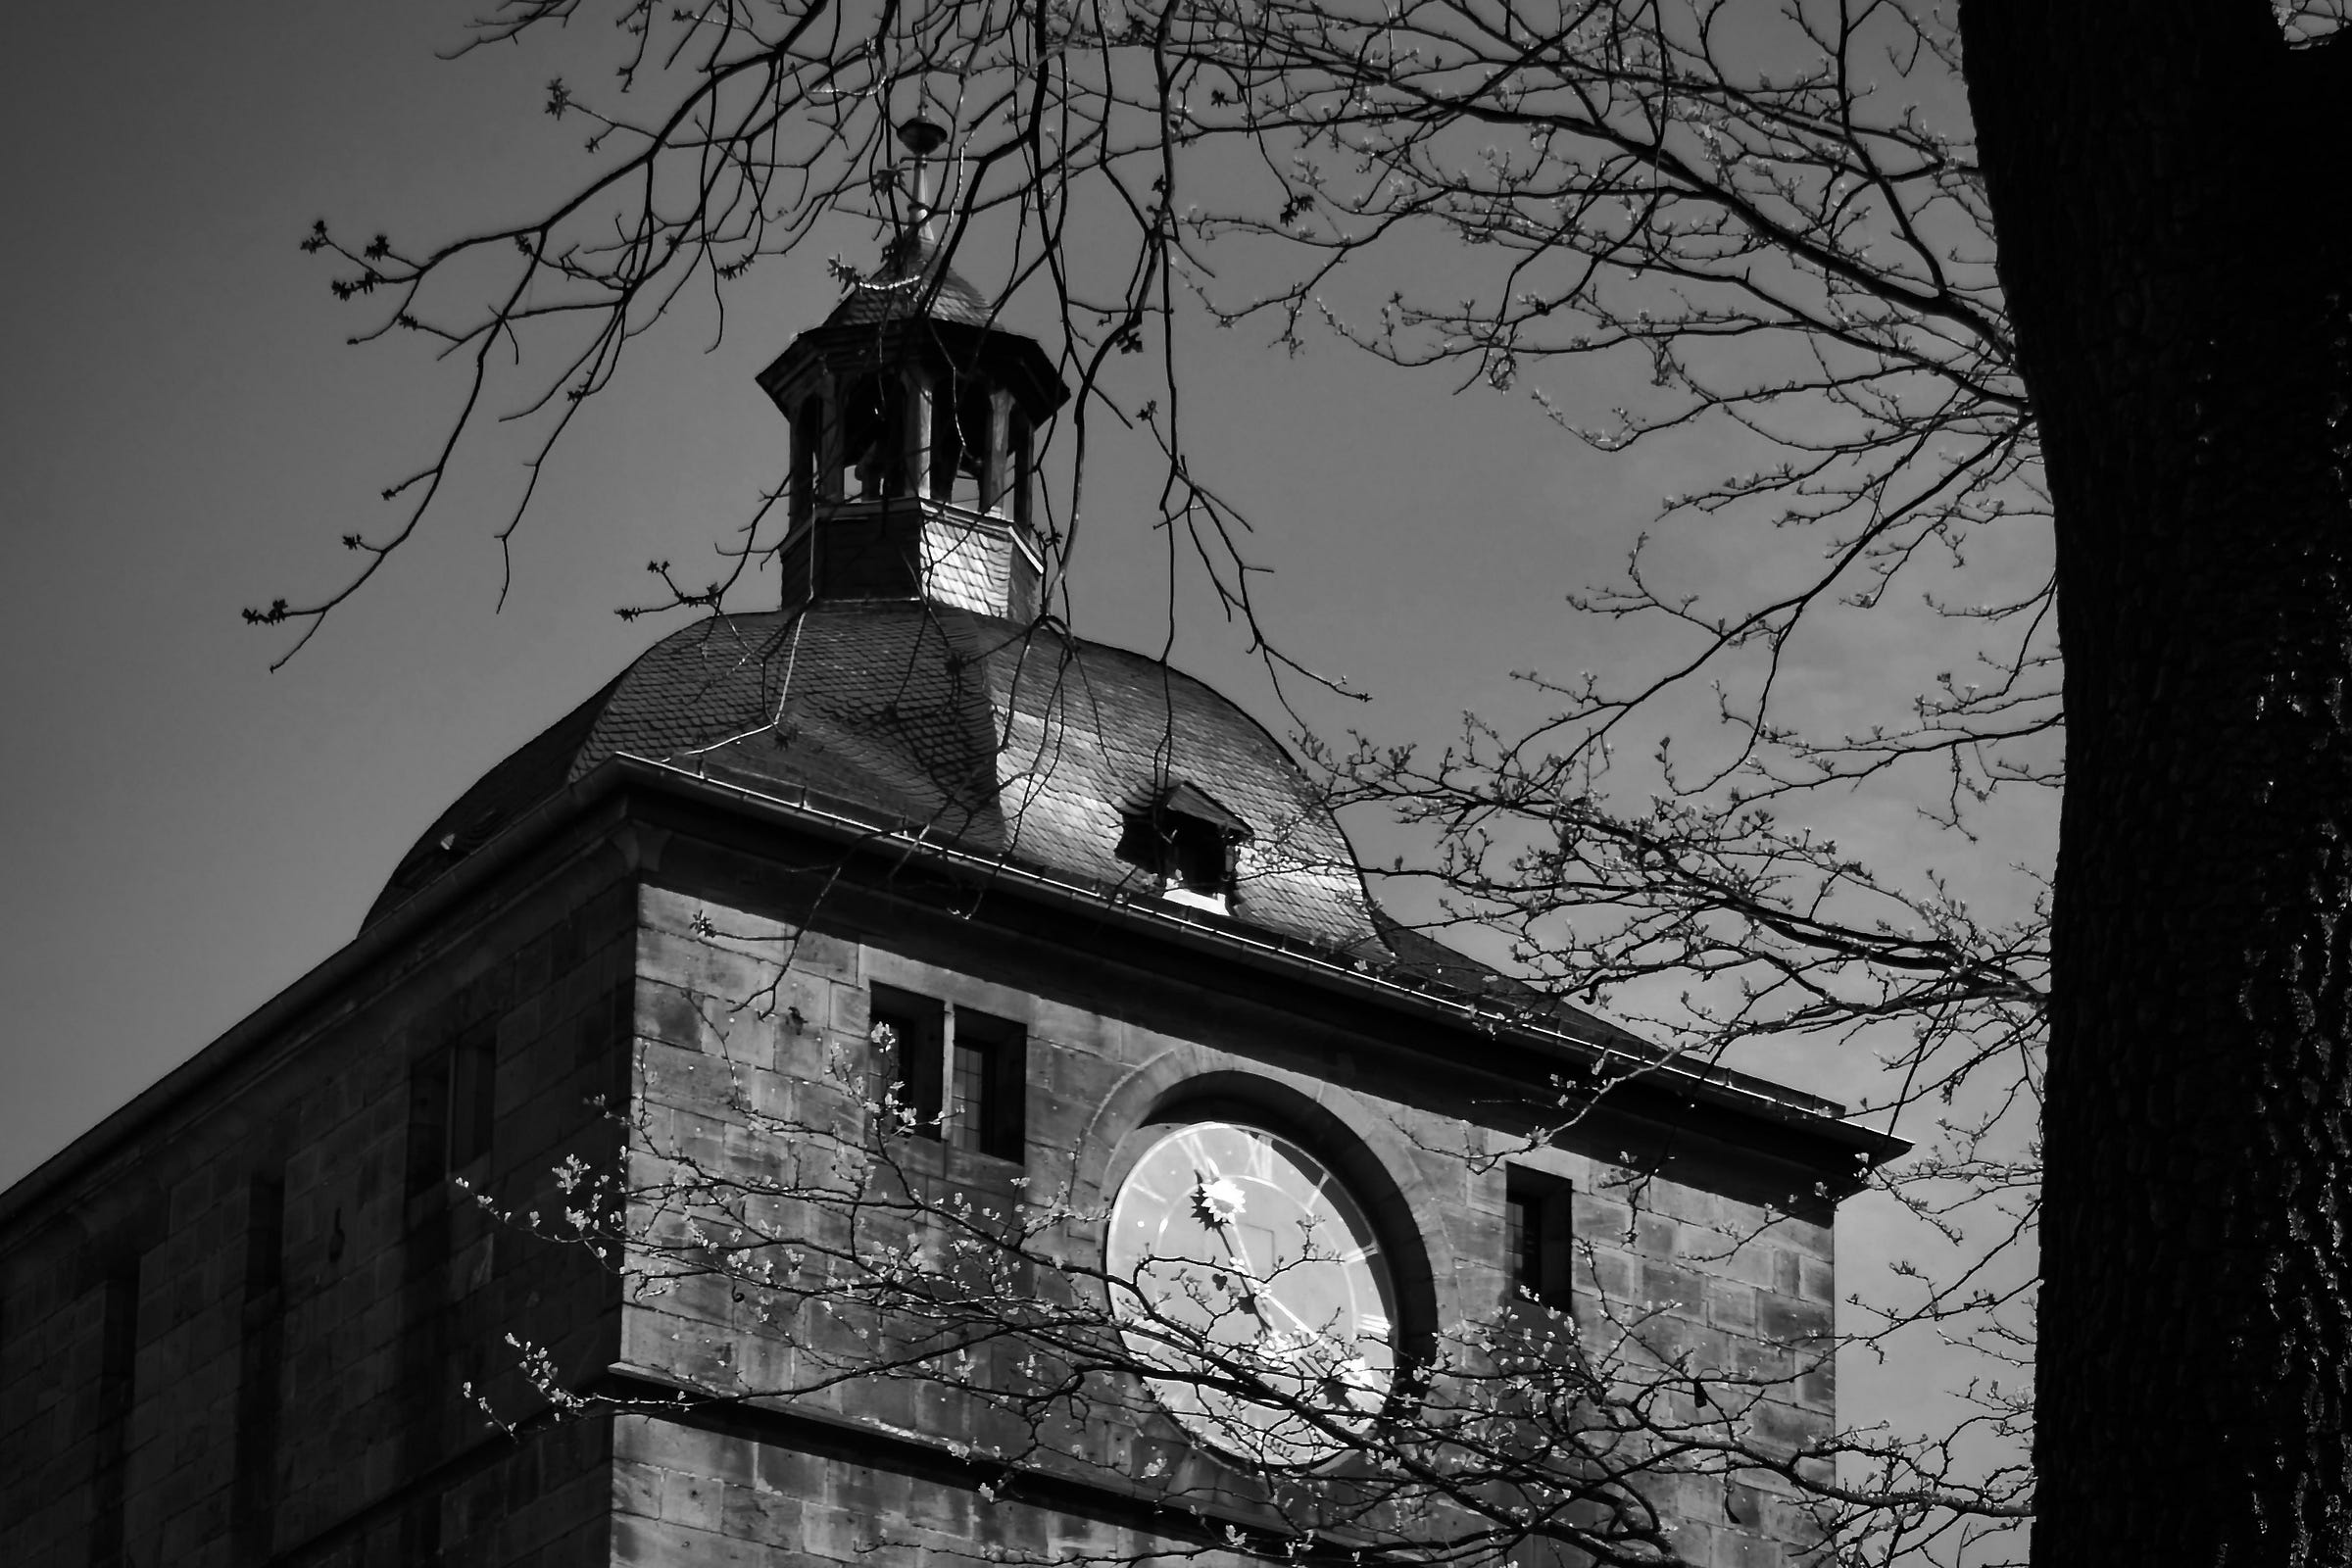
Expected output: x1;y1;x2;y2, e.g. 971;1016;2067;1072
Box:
868;984;1026;1163
1504;1165;1575;1311
868;984;945;1135
406;1018;498;1197
946;1006;1026;1161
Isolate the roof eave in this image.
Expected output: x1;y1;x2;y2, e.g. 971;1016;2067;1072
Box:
607;756;1913;1182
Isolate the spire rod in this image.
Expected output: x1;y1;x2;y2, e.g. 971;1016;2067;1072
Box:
898;117;950;244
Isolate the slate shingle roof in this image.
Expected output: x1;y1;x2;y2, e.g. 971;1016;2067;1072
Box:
367;603;1391;957
823;240;998;329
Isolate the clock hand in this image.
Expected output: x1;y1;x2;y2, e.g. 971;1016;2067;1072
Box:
1196;1197;1325;1343
1189;1172;1296;1331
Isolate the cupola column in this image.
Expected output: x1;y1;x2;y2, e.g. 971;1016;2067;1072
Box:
983;389;1014;515
903;366;934;504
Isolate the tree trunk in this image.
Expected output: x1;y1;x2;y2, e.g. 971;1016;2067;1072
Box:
1960;5;2352;1562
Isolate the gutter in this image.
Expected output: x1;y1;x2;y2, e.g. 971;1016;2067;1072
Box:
604;755;1910;1168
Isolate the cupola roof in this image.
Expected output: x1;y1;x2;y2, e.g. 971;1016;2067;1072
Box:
823;236;999;329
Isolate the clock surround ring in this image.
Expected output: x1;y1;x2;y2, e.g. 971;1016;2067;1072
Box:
1087;1066;1449;1466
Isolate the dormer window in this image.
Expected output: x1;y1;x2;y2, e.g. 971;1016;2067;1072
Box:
1116;782;1250;914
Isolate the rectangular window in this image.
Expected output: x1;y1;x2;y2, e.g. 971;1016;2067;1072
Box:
234;1173;285;1555
868;986;1024;1161
448;1020;497;1170
406;1048;450;1196
869;985;945;1135
243;1174;285;1299
1505;1165;1574;1310
406;1019;499;1196
944;1007;1026;1161
947;1039;988;1152
90;1265;139;1568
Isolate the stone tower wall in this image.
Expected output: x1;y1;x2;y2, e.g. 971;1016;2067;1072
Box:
0;854;639;1568
615;865;1838;1568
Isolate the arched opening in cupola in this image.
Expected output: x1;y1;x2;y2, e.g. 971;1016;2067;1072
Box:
928;375;998;513
841;374;911;499
789;393;825;526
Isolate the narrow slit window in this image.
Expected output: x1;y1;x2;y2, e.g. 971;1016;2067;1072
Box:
947;1039;988;1152
1505;1165;1574;1310
408;1019;499;1195
869;984;945;1136
448;1020;497;1170
406;1048;450;1196
944;1007;1026;1161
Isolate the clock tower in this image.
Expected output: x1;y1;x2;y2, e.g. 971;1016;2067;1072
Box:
0;182;1902;1568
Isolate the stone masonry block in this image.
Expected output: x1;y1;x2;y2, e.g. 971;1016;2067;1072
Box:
1641;1180;1721;1229
619;1412;758;1491
830;981;870;1037
1778;1217;1833;1260
637;979;717;1053
1712;1527;1787;1568
1572;1190;1633;1241
639;1041;753;1115
721;1481;801;1544
1631;1314;1731;1373
1639;1259;1707;1318
612;1456;664;1521
1709;1238;1787;1291
1581;1244;1636;1304
1757;1294;1832;1348
1747;1396;1829;1455
637;930;782;1011
796;1502;869;1564
661;1466;725;1532
612;1513;774;1568
1706;1279;1759;1334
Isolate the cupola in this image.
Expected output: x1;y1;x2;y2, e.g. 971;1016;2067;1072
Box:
756;122;1070;620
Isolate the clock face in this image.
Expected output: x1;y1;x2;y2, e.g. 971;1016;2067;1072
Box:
1105;1120;1398;1465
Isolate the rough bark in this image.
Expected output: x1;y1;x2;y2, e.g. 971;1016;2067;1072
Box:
1961;5;2352;1562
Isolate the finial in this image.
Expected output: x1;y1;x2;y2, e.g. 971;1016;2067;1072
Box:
897;117;949;158
895;117;950;244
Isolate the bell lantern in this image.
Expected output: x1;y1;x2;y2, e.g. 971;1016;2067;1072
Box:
756;227;1069;620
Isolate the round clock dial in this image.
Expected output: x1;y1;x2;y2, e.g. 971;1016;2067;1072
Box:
1105;1120;1398;1464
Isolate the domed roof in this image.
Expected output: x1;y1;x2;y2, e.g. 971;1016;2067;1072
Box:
362;601;1904;1152
368;603;1408;961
